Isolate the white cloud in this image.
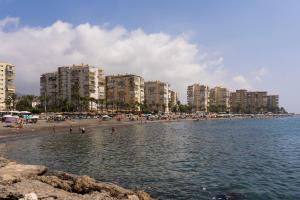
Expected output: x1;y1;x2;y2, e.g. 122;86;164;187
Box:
0;17;252;101
253;67;268;81
233;75;252;90
0;16;19;29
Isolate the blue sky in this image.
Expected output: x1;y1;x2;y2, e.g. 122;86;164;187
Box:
0;0;299;112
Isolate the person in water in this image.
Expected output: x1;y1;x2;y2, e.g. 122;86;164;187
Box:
81;127;85;134
69;126;72;133
111;127;116;133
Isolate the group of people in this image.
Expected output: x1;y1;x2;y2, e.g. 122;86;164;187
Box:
52;125;116;134
52;125;85;134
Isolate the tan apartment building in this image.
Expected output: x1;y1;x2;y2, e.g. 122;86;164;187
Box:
40;64;105;110
230;90;271;114
105;74;144;111
187;84;209;112
168;90;178;108
247;91;268;113
0;63;16;111
144;81;169;112
209;86;230;113
267;95;279;113
230;89;248;113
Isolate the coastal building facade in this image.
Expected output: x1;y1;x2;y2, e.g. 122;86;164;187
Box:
267;95;279;113
168;90;178;107
230;89;248;113
40;64;105;110
105;74;144;111
246;91;268;113
144;81;169;112
40;72;58;106
230;90;278;114
209;86;230;113
0;63;16;111
187;84;209;112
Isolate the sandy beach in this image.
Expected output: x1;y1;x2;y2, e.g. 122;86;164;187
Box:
0;114;293;141
0;117;189;140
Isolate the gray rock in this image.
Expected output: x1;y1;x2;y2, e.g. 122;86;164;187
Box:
0;158;155;200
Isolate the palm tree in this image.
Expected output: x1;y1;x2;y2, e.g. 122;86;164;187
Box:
10;94;17;111
155;103;160;113
79;97;89;112
134;101;141;112
98;99;105;113
162;104;166;113
89;97;96;111
4;97;12;111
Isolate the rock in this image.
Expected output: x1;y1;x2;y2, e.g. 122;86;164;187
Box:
0;162;47;185
46;170;78;181
19;192;38;200
0;158;155;200
73;175;97;194
35;175;73;192
2;179;79;200
136;191;153;200
0;157;10;168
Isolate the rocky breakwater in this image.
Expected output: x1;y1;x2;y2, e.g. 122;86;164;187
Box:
0;157;154;200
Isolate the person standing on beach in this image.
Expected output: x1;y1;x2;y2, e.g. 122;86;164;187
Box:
53;125;56;133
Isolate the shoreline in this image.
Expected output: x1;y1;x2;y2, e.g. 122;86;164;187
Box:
0;114;295;141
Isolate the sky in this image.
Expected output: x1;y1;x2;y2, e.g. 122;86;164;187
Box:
0;0;299;113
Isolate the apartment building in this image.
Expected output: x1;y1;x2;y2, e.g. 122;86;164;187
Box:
0;63;16;111
230;89;248;113
247;91;268;113
267;95;279;113
40;64;105;110
209;86;230;112
230;90;273;114
144;81;169;112
105;74;144;111
187;84;209;112
168;90;178;107
40;72;58;105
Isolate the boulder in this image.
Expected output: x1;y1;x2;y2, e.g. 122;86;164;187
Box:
0;158;155;200
0;162;47;185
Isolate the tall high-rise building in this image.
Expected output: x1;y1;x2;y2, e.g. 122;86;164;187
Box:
187;84;209;112
105;74;144;111
209;86;230;112
246;91;268;113
40;72;58;106
230;89;248;113
267;95;279;113
168;90;178;108
0;63;16;111
40;64;105;110
144;81;169;112
230;90;270;114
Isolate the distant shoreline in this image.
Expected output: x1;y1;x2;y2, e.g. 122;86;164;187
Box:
0;114;295;141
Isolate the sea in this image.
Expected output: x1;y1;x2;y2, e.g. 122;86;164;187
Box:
0;116;299;200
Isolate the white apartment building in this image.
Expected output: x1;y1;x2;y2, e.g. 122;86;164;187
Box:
187;84;209;112
0;63;16;111
40;64;105;110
